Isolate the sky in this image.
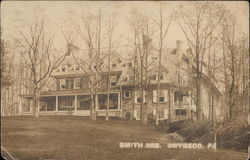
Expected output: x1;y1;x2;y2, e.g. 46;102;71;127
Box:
1;1;249;52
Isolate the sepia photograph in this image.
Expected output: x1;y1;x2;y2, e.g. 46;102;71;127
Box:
1;1;249;160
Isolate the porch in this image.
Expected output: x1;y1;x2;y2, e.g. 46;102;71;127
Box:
20;92;122;117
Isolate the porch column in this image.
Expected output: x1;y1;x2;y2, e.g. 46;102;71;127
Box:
18;97;22;116
95;94;99;110
75;95;77;112
120;93;122;117
118;92;121;110
56;96;58;111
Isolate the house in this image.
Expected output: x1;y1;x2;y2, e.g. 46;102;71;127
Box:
20;40;222;122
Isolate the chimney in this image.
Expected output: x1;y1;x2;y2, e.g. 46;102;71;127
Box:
176;40;182;51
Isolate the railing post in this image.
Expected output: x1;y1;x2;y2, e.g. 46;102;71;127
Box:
75;95;77;112
56;96;58;111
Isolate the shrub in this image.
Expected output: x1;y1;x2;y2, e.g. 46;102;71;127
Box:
125;112;131;120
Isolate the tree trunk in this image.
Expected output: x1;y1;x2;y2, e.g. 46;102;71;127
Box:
32;84;39;118
196;77;202;120
168;88;171;127
106;69;110;121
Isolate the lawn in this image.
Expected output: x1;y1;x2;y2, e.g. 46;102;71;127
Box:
1;116;248;160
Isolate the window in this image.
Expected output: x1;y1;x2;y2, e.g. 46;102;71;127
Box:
75;65;80;71
159;73;165;80
110;75;117;87
153;109;168;118
174;91;183;102
67;79;74;89
124;91;130;98
152;74;157;80
159;97;165;102
125;74;130;82
112;63;117;68
88;79;101;88
97;81;101;88
153;90;168;102
74;78;81;89
67;100;73;106
59;79;66;89
178;76;185;87
152;73;165;80
134;91;145;103
175;109;187;116
127;62;133;67
61;66;66;72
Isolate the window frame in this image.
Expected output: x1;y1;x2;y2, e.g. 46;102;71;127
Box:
110;75;117;87
134;91;145;104
59;79;66;90
124;91;131;98
153;90;168;103
74;65;80;71
61;66;66;72
74;78;81;89
112;63;117;68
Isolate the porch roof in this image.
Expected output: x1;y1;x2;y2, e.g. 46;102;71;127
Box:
20;89;122;98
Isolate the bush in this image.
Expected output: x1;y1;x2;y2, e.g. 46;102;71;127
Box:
216;119;250;151
169;120;194;132
176;120;212;141
125;112;131;120
166;133;185;142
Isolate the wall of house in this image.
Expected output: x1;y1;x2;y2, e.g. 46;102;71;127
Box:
121;88;195;121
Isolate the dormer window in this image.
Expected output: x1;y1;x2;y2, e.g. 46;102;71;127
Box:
112;64;117;68
127;62;133;67
74;78;81;89
152;74;157;80
124;91;131;98
159;73;165;80
110;75;117;86
89;78;101;88
75;65;80;71
61;66;66;72
125;74;130;82
59;79;66;89
152;73;165;80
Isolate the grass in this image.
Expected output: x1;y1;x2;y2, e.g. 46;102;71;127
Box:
1;116;248;160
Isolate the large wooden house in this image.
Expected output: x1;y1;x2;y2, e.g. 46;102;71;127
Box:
20;40;222;121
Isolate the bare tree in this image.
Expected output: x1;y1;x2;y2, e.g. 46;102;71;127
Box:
175;2;223;120
106;18;118;121
71;11;105;120
16;18;67;118
220;8;249;120
155;4;173;125
129;10;157;125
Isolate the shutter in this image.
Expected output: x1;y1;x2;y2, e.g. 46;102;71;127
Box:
153;90;157;102
164;109;168;118
164;90;168;102
153;109;156;115
188;91;191;105
143;91;146;103
134;91;137;103
134;110;137;118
